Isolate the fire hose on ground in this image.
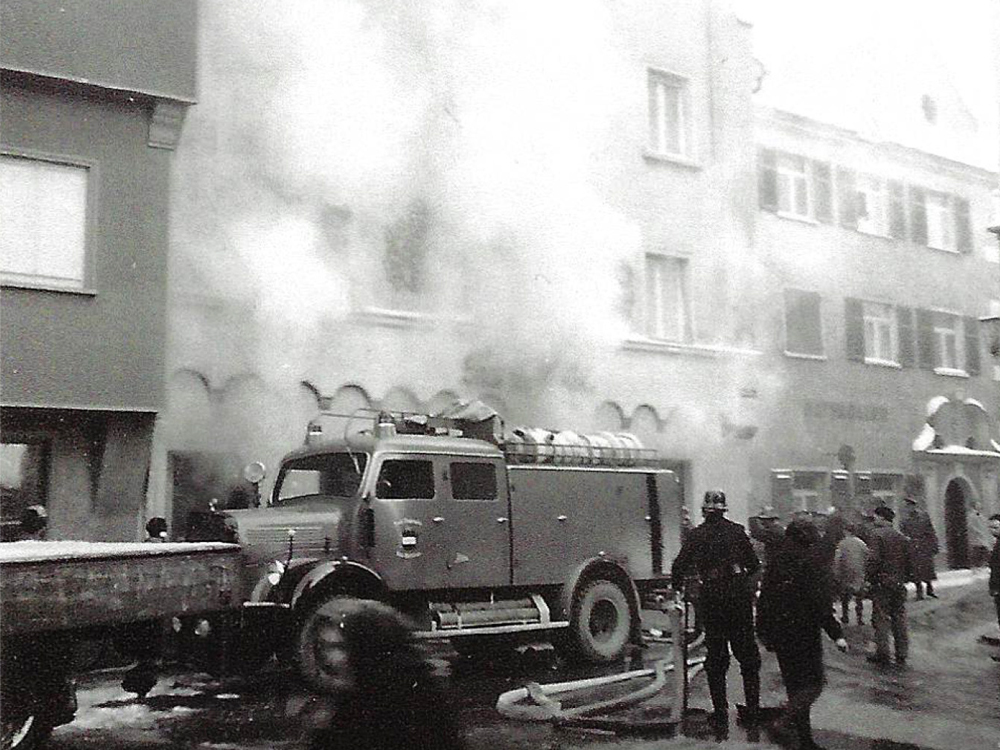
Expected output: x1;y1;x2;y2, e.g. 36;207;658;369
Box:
495;599;707;733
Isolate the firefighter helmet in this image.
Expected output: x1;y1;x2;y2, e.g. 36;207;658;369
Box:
702;490;728;513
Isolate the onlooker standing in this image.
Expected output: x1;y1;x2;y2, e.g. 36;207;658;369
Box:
757;518;848;750
748;505;784;587
900;498;939;599
989;514;1000;638
833;525;869;625
865;506;914;666
671;490;761;727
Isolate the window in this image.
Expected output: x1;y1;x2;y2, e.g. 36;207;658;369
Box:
856;175;886;235
777;154;809;218
274;453;367;504
1;153;90;290
847;299;915;367
645;255;689;342
450;462;497;501
784;289;823;356
932;312;962;371
1;439;49;541
862;302;897;364
925;191;955;251
909;188;972;253
376;459;435;500
647;69;689;158
792;472;825;513
758;149;832;222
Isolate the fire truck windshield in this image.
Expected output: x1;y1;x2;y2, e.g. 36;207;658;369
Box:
273;452;368;505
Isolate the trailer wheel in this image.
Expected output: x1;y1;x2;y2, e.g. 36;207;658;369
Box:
569;579;633;663
1;710;51;750
295;596;363;694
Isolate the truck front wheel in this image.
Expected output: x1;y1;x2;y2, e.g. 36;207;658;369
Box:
569;579;633;663
294;596;361;694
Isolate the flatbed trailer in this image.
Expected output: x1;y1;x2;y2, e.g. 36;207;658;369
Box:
0;540;242;750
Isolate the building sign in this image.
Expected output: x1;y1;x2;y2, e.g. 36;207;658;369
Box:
803;399;889;423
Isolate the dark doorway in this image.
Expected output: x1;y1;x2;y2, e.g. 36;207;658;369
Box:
944;479;970;569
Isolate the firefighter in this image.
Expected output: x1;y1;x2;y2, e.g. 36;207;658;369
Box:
671;490;761;727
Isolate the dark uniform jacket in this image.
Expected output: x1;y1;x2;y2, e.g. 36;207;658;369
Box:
671;515;759;596
757;538;844;650
866;524;914;591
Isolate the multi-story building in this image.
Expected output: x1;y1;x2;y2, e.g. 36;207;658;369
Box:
150;0;765;532
750;9;1000;567
0;1;198;540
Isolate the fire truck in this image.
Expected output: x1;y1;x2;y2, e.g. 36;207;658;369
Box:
180;405;682;693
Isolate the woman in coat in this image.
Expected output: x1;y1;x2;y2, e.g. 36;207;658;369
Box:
901;499;940;598
757;518;848;750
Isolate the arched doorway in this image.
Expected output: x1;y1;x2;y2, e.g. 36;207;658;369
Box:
944;479;970;569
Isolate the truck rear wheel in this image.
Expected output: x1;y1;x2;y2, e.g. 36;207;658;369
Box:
569;579;633;663
294;596;361;694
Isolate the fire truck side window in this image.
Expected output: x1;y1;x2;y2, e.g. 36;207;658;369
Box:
376;459;435;500
450;462;497;501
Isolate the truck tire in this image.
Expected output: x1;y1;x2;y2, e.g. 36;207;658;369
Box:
2;710;52;750
569;579;633;663
295;596;362;694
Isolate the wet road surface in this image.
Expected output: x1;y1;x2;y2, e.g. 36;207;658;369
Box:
49;581;1000;750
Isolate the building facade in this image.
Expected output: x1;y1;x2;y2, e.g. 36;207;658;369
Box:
149;0;764;533
753;105;1000;567
0;0;198;540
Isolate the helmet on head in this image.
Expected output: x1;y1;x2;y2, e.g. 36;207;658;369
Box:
702;490;728;513
757;505;779;520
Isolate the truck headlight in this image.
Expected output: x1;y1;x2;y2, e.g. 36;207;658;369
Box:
266;560;286;586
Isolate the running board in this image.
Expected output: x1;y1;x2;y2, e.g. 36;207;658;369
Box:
413;621;570;640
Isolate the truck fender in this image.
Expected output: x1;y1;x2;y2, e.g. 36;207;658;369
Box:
248;557;320;604
289;560;386;612
559;558;642;639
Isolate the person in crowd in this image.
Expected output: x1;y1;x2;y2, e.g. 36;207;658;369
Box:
306;599;464;750
671;490;761;728
967;502;991;568
900;497;939;599
833;524;869;625
989;514;1000;640
18;504;48;540
865;506;914;666
757;518;848;750
748;505;784;587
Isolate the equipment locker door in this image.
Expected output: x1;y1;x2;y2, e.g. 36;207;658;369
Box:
441;458;511;588
370;455;448;590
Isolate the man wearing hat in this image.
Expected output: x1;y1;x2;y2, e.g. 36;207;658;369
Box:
672;490;761;727
865;505;915;665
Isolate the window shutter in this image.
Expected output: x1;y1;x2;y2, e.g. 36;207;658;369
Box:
954;196;973;254
813;161;832;224
964;316;981;375
771;472;794;519
896;306;915;367
917;308;936;369
785;289;823;355
845;297;864;361
836;167;857;229
909;187;928;246
888;181;907;239
758;148;778;212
